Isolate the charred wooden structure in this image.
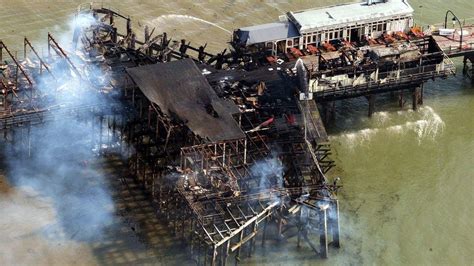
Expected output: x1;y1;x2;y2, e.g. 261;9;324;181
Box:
72;5;340;265
230;2;461;118
0;2;473;266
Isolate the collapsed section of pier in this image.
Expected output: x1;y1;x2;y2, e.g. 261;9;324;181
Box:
0;1;472;265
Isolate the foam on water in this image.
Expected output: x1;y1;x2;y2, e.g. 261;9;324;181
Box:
334;128;379;151
407;106;445;143
332;106;445;148
373;111;391;125
148;14;231;34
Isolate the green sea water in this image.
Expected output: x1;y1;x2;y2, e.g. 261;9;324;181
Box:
0;0;472;265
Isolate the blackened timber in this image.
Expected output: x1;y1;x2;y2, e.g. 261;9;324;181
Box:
368;94;376;117
126;59;245;142
297;100;328;143
0;41;33;86
79;7;342;264
24;37;55;79
412;86;421;111
47;33;82;79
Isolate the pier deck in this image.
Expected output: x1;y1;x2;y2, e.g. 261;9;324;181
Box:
432;25;474;57
1;4;473;265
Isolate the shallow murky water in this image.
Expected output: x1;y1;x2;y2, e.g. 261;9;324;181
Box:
0;0;473;265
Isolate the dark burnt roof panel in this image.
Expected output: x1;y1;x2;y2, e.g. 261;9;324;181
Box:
126;59;245;142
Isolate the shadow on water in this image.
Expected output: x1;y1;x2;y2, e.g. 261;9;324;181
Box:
0;135;192;265
89;156;194;266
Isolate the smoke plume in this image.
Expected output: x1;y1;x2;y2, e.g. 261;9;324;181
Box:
3;12;116;242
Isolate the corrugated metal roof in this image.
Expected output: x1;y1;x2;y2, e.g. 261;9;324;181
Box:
236;22;299;45
126;59;245;142
288;0;414;33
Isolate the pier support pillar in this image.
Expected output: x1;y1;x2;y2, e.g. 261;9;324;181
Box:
419;84;424;105
322;103;329;124
463;56;468;75
368;94;376;117
331;200;341;248
412;87;421;111
319;208;329;259
321;101;336;123
398;90;405;108
463;55;474;83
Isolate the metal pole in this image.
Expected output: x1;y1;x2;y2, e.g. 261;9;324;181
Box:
444;10;463;49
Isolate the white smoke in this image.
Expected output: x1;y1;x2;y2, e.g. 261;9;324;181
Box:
249;153;284;191
3;12;117;242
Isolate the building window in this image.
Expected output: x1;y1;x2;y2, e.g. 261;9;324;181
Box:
287;40;293;46
312;35;317;42
294;38;299;46
329;32;333;39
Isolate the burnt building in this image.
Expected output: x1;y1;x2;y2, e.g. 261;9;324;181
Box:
233;0;414;55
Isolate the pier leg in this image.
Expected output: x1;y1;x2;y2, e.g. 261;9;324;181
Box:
331;200;340;248
223;241;230;266
236;230;244;263
261;218;267;247
211;245;217;266
412;87;420;111
399;90;404;108
319;208;328;259
278;201;284;240
322;103;330;124
368;94;375;117
463;56;468;76
330;101;336;121
297;214;302;248
418;83;424;105
468;56;474;83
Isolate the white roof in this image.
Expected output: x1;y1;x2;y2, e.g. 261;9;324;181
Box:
288;0;414;33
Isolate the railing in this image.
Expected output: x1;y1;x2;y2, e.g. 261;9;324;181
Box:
314;61;456;100
0;102;117;129
442;52;457;75
443;42;474;56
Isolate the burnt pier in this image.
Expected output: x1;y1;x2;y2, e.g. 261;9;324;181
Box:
0;1;472;265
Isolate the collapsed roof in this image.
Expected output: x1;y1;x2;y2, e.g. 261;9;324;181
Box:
126;59;245;142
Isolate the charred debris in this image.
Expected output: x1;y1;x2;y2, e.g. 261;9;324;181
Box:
0;1;471;265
